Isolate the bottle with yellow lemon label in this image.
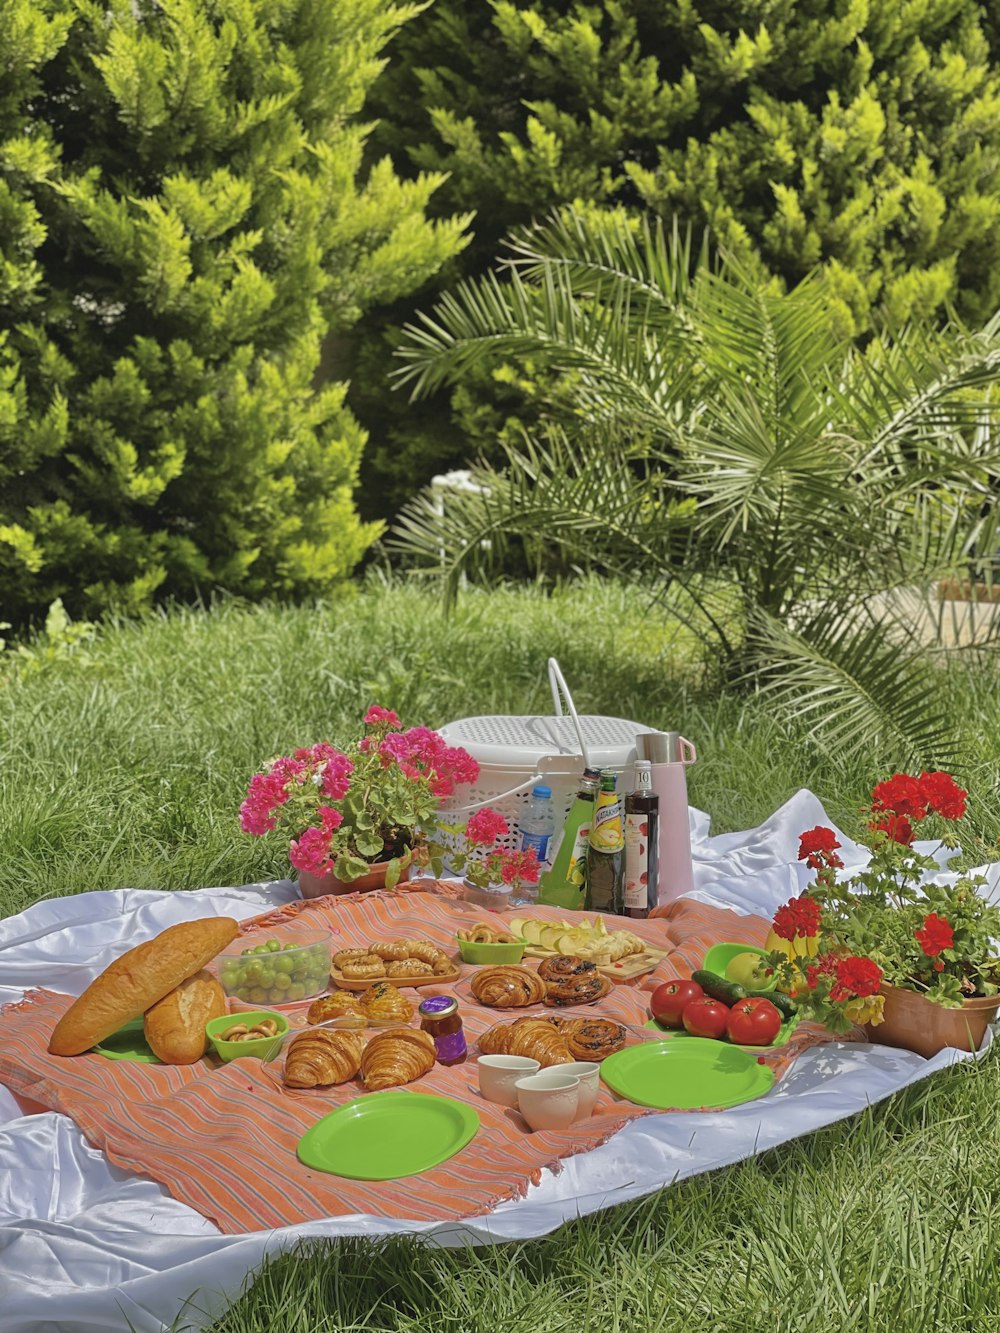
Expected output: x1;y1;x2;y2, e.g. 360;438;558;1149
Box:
584;772;625;912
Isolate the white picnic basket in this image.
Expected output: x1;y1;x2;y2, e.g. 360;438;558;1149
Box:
436;658;652;853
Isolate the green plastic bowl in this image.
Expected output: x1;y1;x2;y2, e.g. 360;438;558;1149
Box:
206;1009;289;1062
701;942;778;991
456;937;527;965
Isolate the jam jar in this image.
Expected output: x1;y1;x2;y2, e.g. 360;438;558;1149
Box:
418;996;467;1066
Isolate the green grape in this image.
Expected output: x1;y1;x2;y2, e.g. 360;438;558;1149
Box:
244;961;263;984
257;968;275;989
272;973;290;992
286;983;306;1002
266;940;281;953
283;942;297;951
274;955;295;975
253;943;268;955
220;963;239;985
249;987;269;1004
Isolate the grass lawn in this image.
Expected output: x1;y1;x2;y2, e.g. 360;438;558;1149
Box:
2;579;999;1331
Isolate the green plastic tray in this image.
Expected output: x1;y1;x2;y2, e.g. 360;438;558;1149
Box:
93;1017;162;1064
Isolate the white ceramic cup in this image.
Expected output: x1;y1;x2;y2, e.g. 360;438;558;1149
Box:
477;1055;541;1108
515;1070;580;1131
560;1061;601;1118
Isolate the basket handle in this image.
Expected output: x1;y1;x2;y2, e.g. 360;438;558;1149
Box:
441;772;543;815
547;657;591;768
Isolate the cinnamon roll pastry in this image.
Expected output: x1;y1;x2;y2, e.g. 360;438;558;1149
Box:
536;955;598;983
360;981;414;1023
432;953;454;975
543;972;612;1007
283;1029;364;1088
333;948;370;968
307;990;366;1026
360;1027;435;1090
401;940;440;965
562;1017;626;1060
470;964;546;1008
341;955;386;979
370;941;411;962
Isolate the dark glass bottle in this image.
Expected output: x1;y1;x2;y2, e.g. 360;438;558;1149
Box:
620;760;659;918
584;771;625;913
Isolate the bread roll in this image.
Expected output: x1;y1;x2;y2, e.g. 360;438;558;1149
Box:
144;970;227;1064
48;916;239;1056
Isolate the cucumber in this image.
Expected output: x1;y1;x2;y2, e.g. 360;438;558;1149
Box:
747;988;798;1018
691;969;747;1005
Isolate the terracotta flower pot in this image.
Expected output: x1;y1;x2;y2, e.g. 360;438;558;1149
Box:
296;859;413;900
864;982;1000;1058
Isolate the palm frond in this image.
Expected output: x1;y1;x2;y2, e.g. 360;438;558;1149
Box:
392;262;692;434
745;607;961;766
388;428;694;599
502;209;708;333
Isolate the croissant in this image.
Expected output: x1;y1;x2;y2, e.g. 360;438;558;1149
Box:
283;1029;364;1088
471;965;546;1008
360;981;414;1023
307;990;366;1025
402;940;440;965
477;1017;572;1067
562;1017;626;1061
370;941;411;961
361;1027;435;1090
432;954;455;975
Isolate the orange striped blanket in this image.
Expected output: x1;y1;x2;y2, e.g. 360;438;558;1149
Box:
0;888;842;1234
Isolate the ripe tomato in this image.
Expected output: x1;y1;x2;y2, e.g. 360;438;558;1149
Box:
650;979;704;1028
726;998;783;1047
681;997;730;1040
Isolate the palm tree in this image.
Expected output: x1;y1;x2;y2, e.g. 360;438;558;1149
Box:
390;210;1000;764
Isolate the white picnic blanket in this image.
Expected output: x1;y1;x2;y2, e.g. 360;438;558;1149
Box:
0;789;995;1333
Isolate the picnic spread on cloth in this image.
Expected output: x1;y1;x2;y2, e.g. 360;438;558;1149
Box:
0;789;996;1333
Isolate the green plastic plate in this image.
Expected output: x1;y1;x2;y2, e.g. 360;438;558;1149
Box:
93;1017;163;1064
600;1038;774;1110
298;1092;480;1180
644;1014;799;1050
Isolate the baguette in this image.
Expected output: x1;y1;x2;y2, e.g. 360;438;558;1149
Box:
48;916;239;1056
144;970;227;1064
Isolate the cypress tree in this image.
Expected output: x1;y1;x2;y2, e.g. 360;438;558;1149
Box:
357;0;1000;514
0;0;468;626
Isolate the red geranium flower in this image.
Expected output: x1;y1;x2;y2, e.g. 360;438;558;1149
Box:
829;955;883;1001
869;812;914;846
871;774;927;820
773;894;823;941
918;771;967;821
797;826;844;870
805;953;839;990
915;912;954;958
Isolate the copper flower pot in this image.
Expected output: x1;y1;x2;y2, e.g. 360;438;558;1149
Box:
864;982;1000;1058
296;859;413;900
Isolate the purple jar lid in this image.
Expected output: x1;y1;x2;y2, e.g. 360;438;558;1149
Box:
418;996;458;1018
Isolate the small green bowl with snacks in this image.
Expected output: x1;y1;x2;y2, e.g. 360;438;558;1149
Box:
456;937;527;965
701;942;778;992
206;1010;289;1062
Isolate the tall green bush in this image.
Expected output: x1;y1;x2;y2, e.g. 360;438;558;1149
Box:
356;0;1000;514
0;0;468;628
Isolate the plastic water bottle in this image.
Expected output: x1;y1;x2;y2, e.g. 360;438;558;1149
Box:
519;784;555;866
